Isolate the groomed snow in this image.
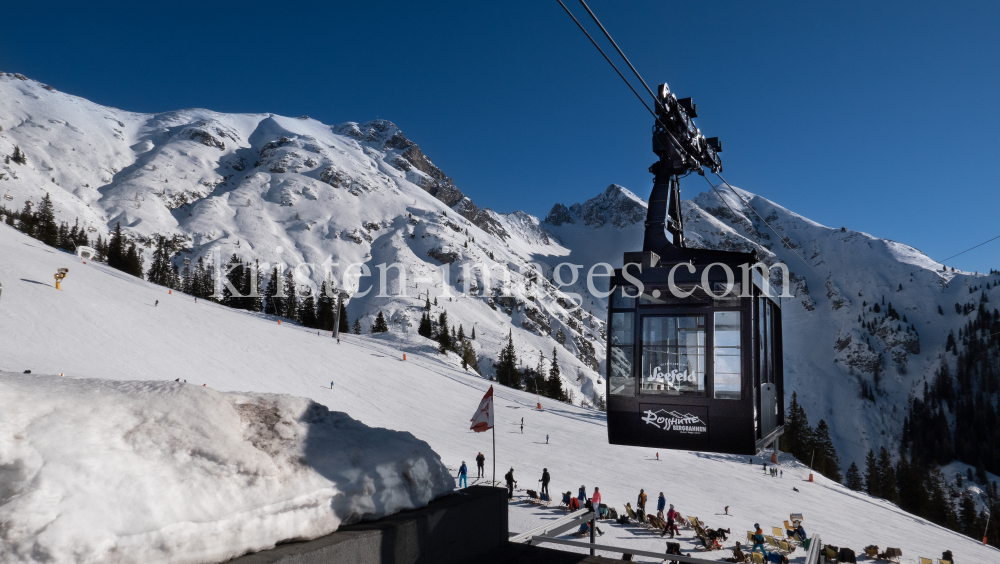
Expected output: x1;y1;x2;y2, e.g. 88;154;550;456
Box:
0;374;452;564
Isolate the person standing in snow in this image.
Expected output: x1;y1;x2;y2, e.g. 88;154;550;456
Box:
657;492;666;514
505;468;515;499
661;504;679;537
155;300;158;307
476;452;485;477
637;489;647;512
539;468;550;496
458;461;468;488
751;523;766;553
591;487;602;516
520;422;523;433
546;434;549;444
330;381;334;389
578;485;587;504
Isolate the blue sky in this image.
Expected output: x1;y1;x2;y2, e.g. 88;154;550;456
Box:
2;1;998;272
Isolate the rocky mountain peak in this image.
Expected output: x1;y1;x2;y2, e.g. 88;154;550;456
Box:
545;184;647;229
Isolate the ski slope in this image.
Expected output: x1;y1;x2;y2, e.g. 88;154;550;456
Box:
1;225;996;563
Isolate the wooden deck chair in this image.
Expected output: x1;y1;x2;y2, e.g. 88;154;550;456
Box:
778;539;795;554
747;531;755;542
918;558;933;564
764;535;780;549
824;545;839;561
751;552;765;564
772;526;784;538
864;546;879;559
687;516;698;528
783;520;793;531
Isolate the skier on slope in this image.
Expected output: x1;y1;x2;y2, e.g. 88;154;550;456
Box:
458;461;468;488
539;468;550;497
476;452;485;478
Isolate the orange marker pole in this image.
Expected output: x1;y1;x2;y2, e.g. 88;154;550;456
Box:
403;353;407;361
278;319;281;325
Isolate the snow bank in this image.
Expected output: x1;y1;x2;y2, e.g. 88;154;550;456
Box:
0;373;454;564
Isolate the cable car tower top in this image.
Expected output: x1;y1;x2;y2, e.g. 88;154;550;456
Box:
645;84;722;254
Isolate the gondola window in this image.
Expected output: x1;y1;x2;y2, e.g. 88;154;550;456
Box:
608;311;635;396
713;311;741;399
641;316;706;395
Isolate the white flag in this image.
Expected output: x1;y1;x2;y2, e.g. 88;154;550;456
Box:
470;386;494;432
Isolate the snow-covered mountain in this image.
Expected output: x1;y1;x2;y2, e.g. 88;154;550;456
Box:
3;71;999;480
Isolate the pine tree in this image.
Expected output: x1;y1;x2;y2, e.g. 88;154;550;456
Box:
247;260;263;312
352;318;361;334
10;145;27;165
57;221;72;251
338;296;350;333
864;449;881;497
784;392;813;463
437;310;452;352
181;261;193;295
222;254;243;308
494;331;520;388
460;339;479;373
108;222;125;270
283;268;298;321
371;311;389;333
317;282;335;330
264;267;283;316
418;313;433;338
811;420;842;483
471;326;476;339
876;447;898;503
299;293;318;328
124;241;144;278
845;462;864;491
35;193;58;247
547;347;566;401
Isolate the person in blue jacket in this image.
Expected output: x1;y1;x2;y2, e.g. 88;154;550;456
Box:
458;461;468;488
657;492;666;514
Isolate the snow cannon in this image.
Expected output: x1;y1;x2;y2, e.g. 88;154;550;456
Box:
604;83;784;456
54;268;68;290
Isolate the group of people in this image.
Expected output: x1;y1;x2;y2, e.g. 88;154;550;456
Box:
456;452;488;490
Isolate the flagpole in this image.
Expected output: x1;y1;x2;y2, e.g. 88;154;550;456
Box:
492;424;496;487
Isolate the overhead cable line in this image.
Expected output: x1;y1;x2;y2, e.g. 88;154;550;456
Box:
714;171;824;280
936;234;1000;265
577;0;660;108
555;0;686;155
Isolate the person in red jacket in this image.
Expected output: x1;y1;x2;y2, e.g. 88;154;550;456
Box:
661;504;680;537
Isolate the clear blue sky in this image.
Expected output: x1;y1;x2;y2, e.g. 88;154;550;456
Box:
3;1;998;272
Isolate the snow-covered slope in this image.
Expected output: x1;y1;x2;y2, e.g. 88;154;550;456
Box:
2;219;997;564
0;72;606;406
0;374;451;563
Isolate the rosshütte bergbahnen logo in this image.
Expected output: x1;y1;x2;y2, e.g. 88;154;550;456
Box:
641;409;707;434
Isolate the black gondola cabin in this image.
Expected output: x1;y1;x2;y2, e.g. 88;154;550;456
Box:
605;249;784;455
603;82;784;455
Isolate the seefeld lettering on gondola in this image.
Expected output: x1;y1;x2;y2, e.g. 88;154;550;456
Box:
642;409;708;435
646;366;696;386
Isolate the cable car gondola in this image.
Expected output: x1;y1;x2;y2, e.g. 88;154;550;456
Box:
605;84;784;456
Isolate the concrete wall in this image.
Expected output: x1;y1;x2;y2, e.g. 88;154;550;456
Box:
226;486;508;564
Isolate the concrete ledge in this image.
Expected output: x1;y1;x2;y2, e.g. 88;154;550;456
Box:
225;486;507;564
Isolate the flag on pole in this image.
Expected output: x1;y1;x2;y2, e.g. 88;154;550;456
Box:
470;386;494;432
